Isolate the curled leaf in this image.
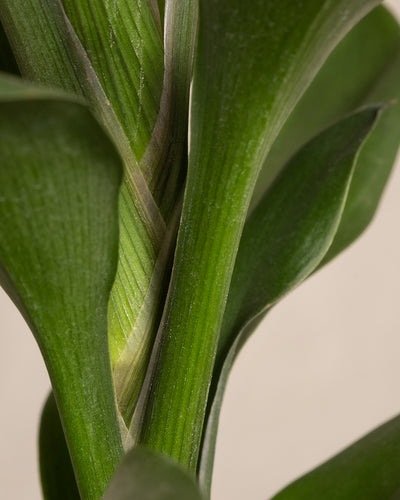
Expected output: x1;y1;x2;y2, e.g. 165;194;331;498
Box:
271;414;400;500
0;74;123;499
200;105;384;493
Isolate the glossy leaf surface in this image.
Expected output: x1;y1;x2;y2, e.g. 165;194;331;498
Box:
103;447;203;500
271;414;400;500
139;0;380;470
199;106;383;492
0;74;123;499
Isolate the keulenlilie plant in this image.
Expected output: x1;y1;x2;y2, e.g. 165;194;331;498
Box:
1;1;400;499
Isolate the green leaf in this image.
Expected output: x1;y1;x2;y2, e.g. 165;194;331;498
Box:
221;107;383;356
271;414;400;500
0;0;195;428
251;5;400;207
0;1;84;95
103;447;204;500
198;106;383;493
250;4;400;266
39;392;80;500
0;74;123;499
320;48;400;264
111;0;198;427
198;8;400;490
139;0;381;471
139;0;198;218
60;0;163;165
0;0;161;173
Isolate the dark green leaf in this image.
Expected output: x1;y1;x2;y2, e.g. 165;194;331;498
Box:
321;48;400;264
271;414;400;500
103;447;203;500
198;8;400;490
0;20;18;75
139;0;381;471
198;314;264;496
0;0;181;430
39;392;79;500
111;0;198;427
250;5;400;267
61;0;164;164
199;106;383;493
139;0;197;218
0;1;83;94
251;5;400;206
0;74;123;499
221;107;383;352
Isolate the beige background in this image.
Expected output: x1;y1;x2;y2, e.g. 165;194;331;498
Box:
1;1;400;498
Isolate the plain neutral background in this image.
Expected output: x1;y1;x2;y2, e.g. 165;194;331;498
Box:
1;1;400;498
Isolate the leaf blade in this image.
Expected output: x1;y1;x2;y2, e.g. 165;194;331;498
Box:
271;414;400;500
321;48;400;264
0;0;180;427
251;5;400;207
139;0;381;470
199;105;384;493
0;75;123;499
221;107;383;353
103;447;203;500
61;0;164;164
198;9;400;490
